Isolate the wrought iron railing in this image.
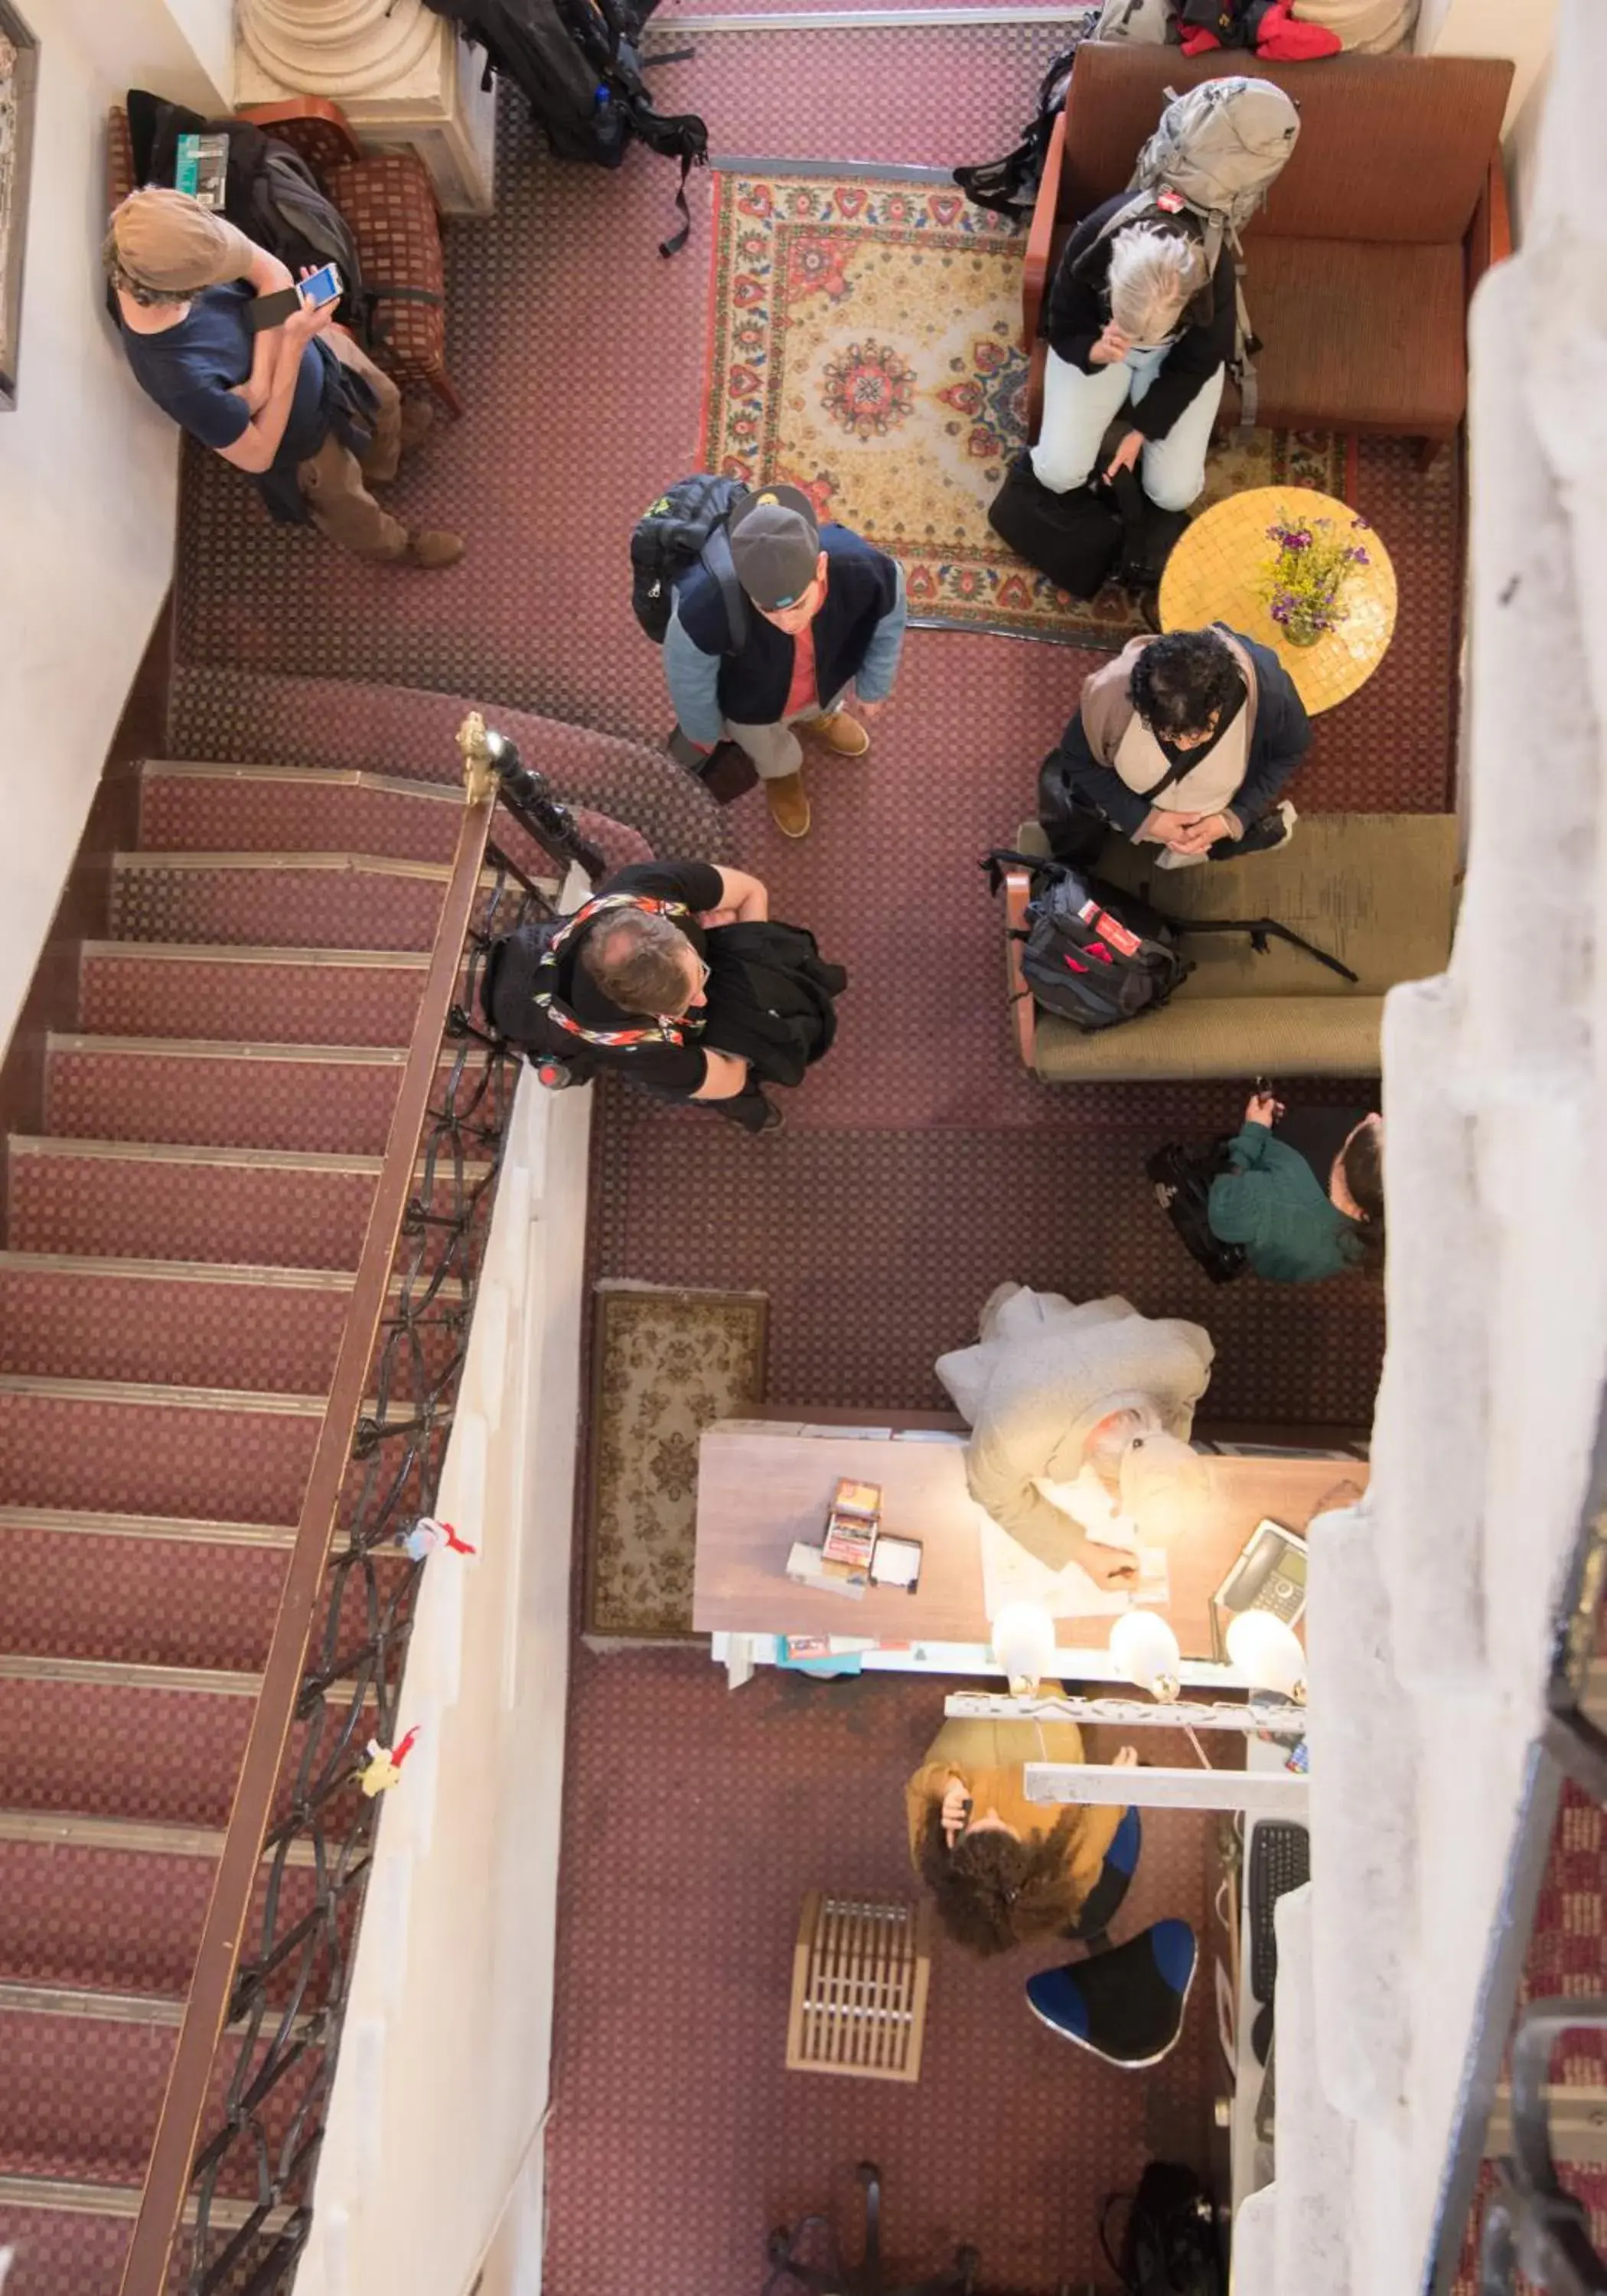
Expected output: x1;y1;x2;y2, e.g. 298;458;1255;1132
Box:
1426;1399;1607;2294
120;716;602;2296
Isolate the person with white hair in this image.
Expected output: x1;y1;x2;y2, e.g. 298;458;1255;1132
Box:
1032;198;1235;510
935;1286;1214;1577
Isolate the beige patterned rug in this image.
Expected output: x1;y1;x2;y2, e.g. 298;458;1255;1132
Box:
585;1283;769;1638
702;166;1347;647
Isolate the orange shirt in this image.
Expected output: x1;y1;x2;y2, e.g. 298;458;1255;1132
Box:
781;567;827;721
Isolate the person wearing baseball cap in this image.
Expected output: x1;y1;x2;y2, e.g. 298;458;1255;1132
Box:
105;188;462;567
661;481;906;838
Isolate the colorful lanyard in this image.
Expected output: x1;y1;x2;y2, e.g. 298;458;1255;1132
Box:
535;892;706;1049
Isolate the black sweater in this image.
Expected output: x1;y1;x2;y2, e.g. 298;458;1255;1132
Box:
1042;192;1237;445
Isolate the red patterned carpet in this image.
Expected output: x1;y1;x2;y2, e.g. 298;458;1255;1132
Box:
157;44;1470;2296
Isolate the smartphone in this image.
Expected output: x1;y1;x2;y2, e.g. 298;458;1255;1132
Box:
299;263;344;309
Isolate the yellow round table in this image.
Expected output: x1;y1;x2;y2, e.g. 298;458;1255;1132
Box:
1157;484;1397;716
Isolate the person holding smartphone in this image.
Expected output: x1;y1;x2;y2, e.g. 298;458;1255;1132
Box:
105;187;463;568
906;1717;1140;1955
1205;1088;1384;1283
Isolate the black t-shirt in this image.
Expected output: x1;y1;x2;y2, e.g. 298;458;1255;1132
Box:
119;282;331;470
562;859;725;1092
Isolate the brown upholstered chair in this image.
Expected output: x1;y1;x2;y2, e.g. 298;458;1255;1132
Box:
106;97;461;417
1022;46;1513;461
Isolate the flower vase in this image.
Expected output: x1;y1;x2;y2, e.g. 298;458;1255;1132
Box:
1282;616;1327;649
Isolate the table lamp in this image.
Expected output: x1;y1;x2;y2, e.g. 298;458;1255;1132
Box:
989;1600;1057;1694
1225;1609;1307;1704
1109;1609;1182;1703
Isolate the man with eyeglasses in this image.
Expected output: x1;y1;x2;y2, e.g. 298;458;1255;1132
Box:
1038;623;1311;870
557;858;845;1135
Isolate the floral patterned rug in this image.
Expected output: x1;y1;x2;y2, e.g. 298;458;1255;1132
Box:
702;167;1347;647
584;1283;769;1638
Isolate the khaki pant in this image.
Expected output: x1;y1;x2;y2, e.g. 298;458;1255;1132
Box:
296;328;409;562
725;688;849;781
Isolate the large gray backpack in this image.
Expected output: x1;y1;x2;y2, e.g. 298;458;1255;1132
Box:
1098;77;1301;425
1094;0;1178;39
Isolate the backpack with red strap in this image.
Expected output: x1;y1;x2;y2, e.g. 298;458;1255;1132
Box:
982;850;1355;1035
480;891;706;1082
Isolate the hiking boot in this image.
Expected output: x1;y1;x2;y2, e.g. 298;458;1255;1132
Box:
809;710;870;758
408;529;465;570
399;398;435;455
764;771;810;838
757;1100;787;1134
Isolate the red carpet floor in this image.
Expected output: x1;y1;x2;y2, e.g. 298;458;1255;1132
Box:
161;44;1469;2294
547;1650;1221;2296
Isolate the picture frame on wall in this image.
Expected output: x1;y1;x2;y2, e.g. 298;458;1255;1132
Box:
0;0;40;412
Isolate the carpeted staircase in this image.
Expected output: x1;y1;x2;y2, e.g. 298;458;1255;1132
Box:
0;696;696;2296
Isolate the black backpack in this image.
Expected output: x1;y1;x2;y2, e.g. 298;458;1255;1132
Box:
953;38;1092;217
631;474;751;650
1146;1140;1247;1285
1102;2161;1224;2296
421;0;709;255
983;848;1358;1035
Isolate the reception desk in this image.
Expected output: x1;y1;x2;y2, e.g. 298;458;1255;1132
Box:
693;1410;1366;1688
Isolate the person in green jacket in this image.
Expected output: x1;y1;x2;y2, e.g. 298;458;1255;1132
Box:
1207;1089;1384;1283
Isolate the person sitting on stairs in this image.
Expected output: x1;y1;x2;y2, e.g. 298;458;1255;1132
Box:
105;188;464;569
662;482;906;840
1038;623;1310;869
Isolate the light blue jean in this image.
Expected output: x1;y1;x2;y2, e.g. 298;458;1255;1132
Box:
1031;342;1225;511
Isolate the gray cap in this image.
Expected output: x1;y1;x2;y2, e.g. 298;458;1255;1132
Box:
727;484;821;610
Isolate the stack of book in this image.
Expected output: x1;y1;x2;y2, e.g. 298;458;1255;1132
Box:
785;1479;924;1599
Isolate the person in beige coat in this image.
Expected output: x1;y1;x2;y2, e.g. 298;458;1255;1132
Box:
936;1286;1214;1583
906;1714;1138;1954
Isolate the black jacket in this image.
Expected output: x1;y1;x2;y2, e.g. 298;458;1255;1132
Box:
1045;629;1311;840
673;524;901;727
1042;192;1237;445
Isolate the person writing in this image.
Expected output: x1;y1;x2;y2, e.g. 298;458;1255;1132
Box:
935;1286;1213;1582
1206;1090;1384;1282
1039;624;1310;869
907;1714;1139;1955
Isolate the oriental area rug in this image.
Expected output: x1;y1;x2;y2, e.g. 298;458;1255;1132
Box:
702;166;1345;647
584;1283;768;1638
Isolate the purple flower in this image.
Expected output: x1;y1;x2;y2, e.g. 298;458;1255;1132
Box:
1270;598;1290;624
1266;523;1287;542
1353;516;1371;530
1285;530;1312;551
1351;546;1371;565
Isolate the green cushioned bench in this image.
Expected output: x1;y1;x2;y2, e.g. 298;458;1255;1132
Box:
1003;813;1459;1083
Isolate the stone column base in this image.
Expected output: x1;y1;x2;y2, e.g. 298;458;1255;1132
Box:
235;8;498;217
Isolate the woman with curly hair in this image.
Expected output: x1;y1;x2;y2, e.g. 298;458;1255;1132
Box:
906;1717;1139;1956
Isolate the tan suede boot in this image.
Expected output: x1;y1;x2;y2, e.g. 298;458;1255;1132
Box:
809;710;870;758
408;530;466;569
764;771;810;837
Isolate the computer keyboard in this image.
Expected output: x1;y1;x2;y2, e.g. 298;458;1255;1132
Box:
1248;1818;1311;2004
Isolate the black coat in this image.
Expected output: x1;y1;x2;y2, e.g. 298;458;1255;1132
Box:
1042;192;1237;445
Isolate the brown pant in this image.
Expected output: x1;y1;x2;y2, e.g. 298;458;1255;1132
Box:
296;327;409;561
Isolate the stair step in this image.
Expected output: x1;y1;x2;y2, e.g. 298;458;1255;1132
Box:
0;1668;366;1832
0;1999;319;2196
0;1253;464;1391
110;850;455;953
79;941;432;1048
44;1035;417;1155
0;1507;412;1672
137;758;466;862
0;2180;291;2296
0;1375;321;1523
8;1137;385;1269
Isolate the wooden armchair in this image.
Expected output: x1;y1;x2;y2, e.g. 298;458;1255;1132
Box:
1022;45;1513;460
106;96;461;417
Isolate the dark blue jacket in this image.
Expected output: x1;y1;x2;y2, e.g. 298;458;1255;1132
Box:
663;524;905;739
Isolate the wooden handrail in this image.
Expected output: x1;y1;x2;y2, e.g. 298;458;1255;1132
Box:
119;768;497;2296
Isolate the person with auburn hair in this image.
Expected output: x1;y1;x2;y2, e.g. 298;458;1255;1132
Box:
907;1716;1139;1956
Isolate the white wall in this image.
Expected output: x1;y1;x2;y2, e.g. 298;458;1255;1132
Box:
1413;0;1559;132
293;1063;590;2296
0;0;233;1058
